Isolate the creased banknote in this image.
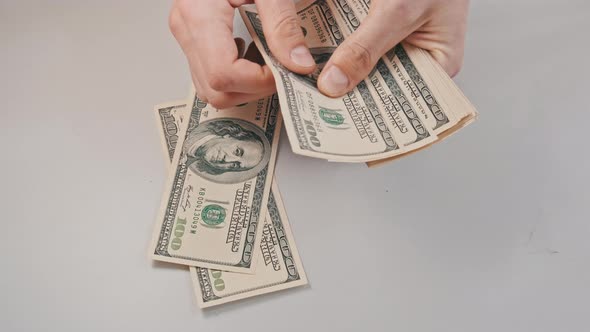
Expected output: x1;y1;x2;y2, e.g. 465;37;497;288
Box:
155;102;307;307
149;91;281;273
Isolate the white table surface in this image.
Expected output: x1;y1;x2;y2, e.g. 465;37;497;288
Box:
1;1;589;331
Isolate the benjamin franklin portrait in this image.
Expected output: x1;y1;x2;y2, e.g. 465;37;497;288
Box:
182;118;271;184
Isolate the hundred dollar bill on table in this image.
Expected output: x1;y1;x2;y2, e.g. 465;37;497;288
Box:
239;0;477;164
191;186;307;308
154;101;189;161
155;101;308;308
149;92;281;273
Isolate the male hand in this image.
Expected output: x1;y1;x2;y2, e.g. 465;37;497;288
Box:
317;0;469;97
169;0;316;108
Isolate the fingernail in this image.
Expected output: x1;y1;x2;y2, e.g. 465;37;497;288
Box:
319;66;349;96
290;45;316;67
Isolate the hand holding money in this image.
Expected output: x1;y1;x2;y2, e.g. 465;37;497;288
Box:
149;0;479;309
169;0;469;106
315;0;470;97
240;0;477;164
168;0;317;108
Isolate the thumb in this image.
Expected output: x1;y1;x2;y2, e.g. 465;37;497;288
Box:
255;0;316;74
318;14;411;97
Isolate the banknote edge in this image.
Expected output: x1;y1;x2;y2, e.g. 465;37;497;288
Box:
191;181;308;308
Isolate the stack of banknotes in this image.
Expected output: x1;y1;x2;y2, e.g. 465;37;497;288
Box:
152;97;306;308
241;0;478;166
148;0;477;308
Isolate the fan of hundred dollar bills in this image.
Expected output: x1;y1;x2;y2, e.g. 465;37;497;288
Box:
149;0;477;308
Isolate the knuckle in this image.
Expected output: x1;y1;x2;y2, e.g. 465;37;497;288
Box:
382;0;422;25
390;1;413;18
207;97;223;109
448;60;463;77
168;10;183;35
207;71;232;91
273;14;301;39
436;49;464;77
175;0;192;14
341;40;373;73
207;93;229;109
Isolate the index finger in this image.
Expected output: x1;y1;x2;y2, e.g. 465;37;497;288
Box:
198;21;275;94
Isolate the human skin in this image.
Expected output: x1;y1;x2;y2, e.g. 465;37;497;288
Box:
169;0;469;107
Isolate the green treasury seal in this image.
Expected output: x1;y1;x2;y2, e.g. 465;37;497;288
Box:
319;108;345;126
201;204;227;228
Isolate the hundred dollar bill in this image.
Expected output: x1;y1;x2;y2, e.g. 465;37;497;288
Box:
155;102;308;308
191;186;307;308
330;0;464;131
154;101;189;161
324;0;461;133
365;47;479;167
149;91;282;273
239;0;477;163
